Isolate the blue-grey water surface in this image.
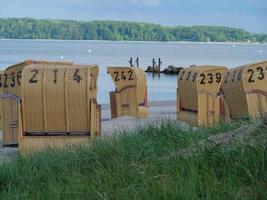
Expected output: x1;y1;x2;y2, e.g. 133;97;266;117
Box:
0;40;266;103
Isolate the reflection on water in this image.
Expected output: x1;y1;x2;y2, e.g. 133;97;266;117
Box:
152;72;161;79
146;73;177;102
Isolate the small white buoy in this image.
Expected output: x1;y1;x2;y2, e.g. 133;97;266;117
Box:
88;49;92;54
232;44;236;47
60;56;64;60
258;50;263;54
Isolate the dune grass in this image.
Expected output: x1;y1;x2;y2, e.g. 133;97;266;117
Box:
0;120;266;200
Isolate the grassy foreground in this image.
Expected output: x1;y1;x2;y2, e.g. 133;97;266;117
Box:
0;120;266;199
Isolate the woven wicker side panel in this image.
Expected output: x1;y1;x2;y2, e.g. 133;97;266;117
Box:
22;64;44;132
89;66;99;99
2;98;19;145
222;61;267;119
222;66;247;118
109;92;118;118
107;67;137;91
107;67;146;118
178;66;226;112
65;66;88;131
120;87;137;117
243;61;267;117
3;63;25;97
43;66;66;131
2;63;25;140
90;100;101;138
259;94;267;113
3;98;11;144
197;67;226;94
22;64;100;134
135;68;148;107
87;66;100;129
178;68;198;111
0;70;3;130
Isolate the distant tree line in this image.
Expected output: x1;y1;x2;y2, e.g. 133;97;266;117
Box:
0;18;266;43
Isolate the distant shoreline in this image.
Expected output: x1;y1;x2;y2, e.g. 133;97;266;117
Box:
0;38;266;45
1;18;266;43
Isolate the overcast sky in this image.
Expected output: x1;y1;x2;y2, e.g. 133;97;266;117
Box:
0;0;266;33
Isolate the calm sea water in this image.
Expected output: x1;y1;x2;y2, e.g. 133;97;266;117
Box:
0;39;266;103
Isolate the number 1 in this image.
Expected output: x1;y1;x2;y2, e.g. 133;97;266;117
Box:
53;69;58;84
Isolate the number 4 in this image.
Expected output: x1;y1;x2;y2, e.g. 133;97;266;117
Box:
121;71;127;80
73;69;82;83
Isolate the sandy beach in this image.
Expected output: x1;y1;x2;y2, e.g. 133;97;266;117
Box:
101;101;177;136
0;101;180;163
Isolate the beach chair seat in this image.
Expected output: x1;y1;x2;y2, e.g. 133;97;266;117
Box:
177;65;227;126
107;67;148;119
222;61;267;119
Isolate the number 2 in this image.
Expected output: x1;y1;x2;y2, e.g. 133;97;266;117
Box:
29;69;39;84
200;74;206;84
247;69;255;83
179;71;185;81
128;70;134;80
114;72;119;81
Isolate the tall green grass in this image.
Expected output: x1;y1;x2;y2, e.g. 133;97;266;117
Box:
0;120;266;200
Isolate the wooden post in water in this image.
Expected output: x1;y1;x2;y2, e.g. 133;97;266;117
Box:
129;57;134;67
136;57;139;68
152;58;156;69
158;58;162;71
